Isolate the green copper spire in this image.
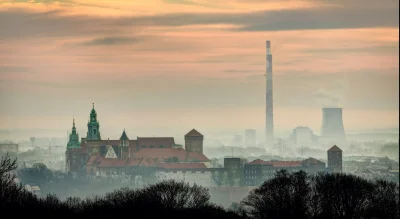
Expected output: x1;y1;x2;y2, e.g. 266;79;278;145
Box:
67;117;80;149
87;103;101;140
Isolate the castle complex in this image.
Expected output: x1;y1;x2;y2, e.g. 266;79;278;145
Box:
65;104;209;175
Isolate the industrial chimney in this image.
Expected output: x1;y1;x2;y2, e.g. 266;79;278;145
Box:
321;108;346;142
265;40;274;148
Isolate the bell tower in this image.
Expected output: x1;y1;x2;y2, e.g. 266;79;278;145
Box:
86;103;101;140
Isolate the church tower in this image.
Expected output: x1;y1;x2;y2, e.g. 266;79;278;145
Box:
66;117;81;173
86;103;101;140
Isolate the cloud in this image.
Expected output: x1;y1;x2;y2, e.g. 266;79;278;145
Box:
313;88;344;108
0;1;398;41
2;0;74;3
224;69;259;74
0;9;117;39
162;0;228;9
302;43;399;54
80;36;143;46
113;2;398;31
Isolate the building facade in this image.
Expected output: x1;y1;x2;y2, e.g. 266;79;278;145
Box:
0;143;19;153
290;126;317;147
243;158;326;186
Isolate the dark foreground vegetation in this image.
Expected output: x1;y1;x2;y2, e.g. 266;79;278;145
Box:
1;154;399;219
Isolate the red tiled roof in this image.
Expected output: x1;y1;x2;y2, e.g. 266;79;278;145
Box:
134;148;210;162
246;159;271;165
157;162;207;170
246;159;302;167
97;158;130;168
185;129;203;137
328;145;342;152
137;137;175;148
302;158;325;165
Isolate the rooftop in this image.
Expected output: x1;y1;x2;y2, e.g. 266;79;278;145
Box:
185;129;203;137
328;145;342;152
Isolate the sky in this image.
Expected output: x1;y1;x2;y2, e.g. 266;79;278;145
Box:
0;0;399;140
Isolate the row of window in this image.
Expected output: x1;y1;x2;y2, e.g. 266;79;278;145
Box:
141;145;164;148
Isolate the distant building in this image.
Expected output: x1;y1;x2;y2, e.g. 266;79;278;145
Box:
327;145;343;172
290;126;317;147
224;157;246;186
66;104;209;179
155;163;215;187
231;135;243;147
245;129;257;147
243;158;326;186
224;157;243;170
0;143;18;153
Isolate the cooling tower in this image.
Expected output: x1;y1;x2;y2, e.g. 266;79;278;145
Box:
321;108;346;141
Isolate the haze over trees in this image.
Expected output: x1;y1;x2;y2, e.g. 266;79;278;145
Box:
1;154;399;219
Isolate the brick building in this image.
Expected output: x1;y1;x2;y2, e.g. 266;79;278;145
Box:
327;145;343;172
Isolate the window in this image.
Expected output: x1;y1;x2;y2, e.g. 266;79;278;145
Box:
160;145;164;148
93;129;97;134
142;146;146;148
150;146;153;148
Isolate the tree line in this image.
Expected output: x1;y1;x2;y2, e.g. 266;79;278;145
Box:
1;153;399;219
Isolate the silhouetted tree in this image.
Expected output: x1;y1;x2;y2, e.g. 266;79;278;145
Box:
312;172;374;219
18;162;53;187
140;179;210;209
211;165;227;187
241;170;311;219
366;179;399;219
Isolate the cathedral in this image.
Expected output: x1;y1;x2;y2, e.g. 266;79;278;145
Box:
65;104;207;174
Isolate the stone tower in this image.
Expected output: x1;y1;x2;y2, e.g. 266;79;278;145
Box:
184;129;204;154
86;103;101;140
327;145;342;172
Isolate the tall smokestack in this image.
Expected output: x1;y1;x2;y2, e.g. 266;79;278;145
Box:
266;40;274;148
321;108;346;142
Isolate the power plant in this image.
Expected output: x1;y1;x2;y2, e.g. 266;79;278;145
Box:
321;108;346;142
265;40;274;148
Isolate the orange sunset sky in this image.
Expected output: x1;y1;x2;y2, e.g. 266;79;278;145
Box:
0;0;398;139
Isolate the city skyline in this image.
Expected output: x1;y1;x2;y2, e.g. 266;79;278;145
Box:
0;0;398;135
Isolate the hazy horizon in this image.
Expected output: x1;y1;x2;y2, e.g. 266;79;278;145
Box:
0;0;398;140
